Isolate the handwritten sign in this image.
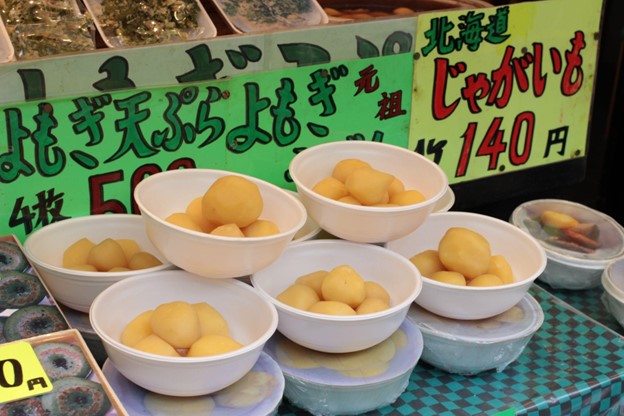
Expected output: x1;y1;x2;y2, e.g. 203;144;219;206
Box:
410;0;602;184
0;342;52;404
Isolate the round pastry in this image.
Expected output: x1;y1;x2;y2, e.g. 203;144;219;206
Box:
0;241;28;272
34;342;91;381
0;396;47;416
41;377;111;416
0;271;47;309
3;305;68;342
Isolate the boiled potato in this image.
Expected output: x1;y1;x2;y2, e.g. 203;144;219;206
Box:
488;255;514;284
202;175;263;228
389;190;426;206
277;284;320;310
87;238;128;271
438;227;491;279
108;266;131;272
63;238;96;267
128;251;162;270
312;177;349;200
133;334;181;357
150;301;201;349
116;239;141;263
430;270;466;286
242;219;280;237
211;223;245;237
166;212;204;232
364;281;390;303
356;298;389;314
337;195;362;205
387;178;405;196
193;302;230;337
331;159;371;183
187;334;243;357
321;265;366;309
186;197;217;233
121;310;153;347
308;300;356;316
409;249;445;277
540;210;579;229
67;264;98;272
344;167;394;206
295;270;328;298
468;274;504;287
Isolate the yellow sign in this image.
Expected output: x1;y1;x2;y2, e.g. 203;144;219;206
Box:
411;0;603;184
0;342;52;404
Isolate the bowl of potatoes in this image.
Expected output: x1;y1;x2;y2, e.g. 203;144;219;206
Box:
90;269;278;397
22;214;173;313
385;211;547;320
250;239;422;353
289;141;448;244
134;168;307;278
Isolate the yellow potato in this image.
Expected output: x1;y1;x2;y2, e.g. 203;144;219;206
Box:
312;177;349;200
438;227;491;279
337;195;362;205
488;255;514;284
116;239;141;263
295;270;328;298
242;219;280;237
87;238;128;271
211;223;245;237
193;302;230;337
277;284;320;311
63;238;96;267
66;264;98;272
128;251;162;270
150;301;201;349
331;159;371;183
540;210;579;229
121;310;154;347
321;265;366;309
307;300;357;316
187;334;243;357
133;334;181;357
468;274;504;287
387;178;405;196
202;175;263;228
389;190;426;206
364;281;390;304
409;250;445;278
108;266;131;272
430;270;466;286
186;197;217;233
344;167;395;206
356;298;389;314
166;212;203;232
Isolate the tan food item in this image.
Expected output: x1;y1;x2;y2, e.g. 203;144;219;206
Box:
321;265;366;309
211;223;245;237
487;255;514;284
356;298;390;314
409;249;446;277
312;177;349;200
308;300;357;316
331;158;371;183
364;281;390;303
133;334;181;357
150;301;201;349
337;195;362;205
63;238;96;267
186;197;217;233
345;167;394;206
277;284;320;310
430;270;466;286
242;219;280;237
121;310;154;347
438;227;491;279
389;190;426;206
202;175;263;228
166;212;204;232
87;238;128;271
387;178;405;196
116;238;141;263
468;274;504;287
108;266;131;272
187;334;243;357
193;302;230;337
540;210;579;229
128;251;162;270
295;270;329;297
67;264;98;272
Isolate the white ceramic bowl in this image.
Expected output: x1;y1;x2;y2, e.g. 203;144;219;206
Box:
601;257;624;328
134;168;307;278
250;239;422;353
386;211;547;320
90;270;278;397
22;214;173;313
289;141;448;243
510;199;624;290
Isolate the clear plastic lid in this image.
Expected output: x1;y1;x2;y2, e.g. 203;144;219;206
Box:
407;294;543;344
510;199;624;265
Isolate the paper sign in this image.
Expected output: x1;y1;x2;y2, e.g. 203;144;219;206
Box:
0;342;52;404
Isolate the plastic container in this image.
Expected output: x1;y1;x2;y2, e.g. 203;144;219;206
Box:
510;199;624;290
264;318;423;416
601;257;624;329
102;352;285;415
407;294;543;375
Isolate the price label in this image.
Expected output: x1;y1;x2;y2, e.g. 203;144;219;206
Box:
0;342;52;404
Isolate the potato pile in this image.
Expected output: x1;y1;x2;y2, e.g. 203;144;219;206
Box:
410;227;514;287
166;175;280;238
312;158;426;207
121;301;243;357
63;238;162;272
277;265;391;315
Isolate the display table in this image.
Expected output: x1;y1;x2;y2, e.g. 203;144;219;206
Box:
277;284;624;415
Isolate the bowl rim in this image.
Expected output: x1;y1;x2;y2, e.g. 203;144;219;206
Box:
250;239;423;322
602;258;624;300
288;141;449;213
133;168;308;242
22;213;173;278
90;270;279;363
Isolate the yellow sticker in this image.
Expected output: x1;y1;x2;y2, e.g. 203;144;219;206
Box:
0;342;53;404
